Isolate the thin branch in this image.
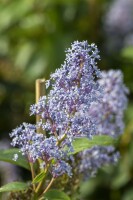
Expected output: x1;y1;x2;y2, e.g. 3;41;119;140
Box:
36;79;45;134
38;177;55;200
35;164;49;194
29;161;36;191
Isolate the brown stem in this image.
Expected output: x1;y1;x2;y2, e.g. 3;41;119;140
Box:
36;79;45;134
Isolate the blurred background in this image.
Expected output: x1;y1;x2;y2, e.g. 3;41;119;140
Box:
0;0;133;199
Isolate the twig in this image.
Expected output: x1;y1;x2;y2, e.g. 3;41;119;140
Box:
38;177;55;200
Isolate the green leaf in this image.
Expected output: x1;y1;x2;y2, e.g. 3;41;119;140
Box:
32;171;46;184
71;135;117;154
121;46;133;60
122;188;133;200
0;182;28;193
111;172;130;189
0;148;30;170
43;189;70;200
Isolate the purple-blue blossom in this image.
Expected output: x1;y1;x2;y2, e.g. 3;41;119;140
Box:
88;70;128;137
104;0;133;51
78;146;120;178
105;0;133;36
51;160;72;178
13;154;18;162
30;41;103;140
10;123;72;177
10;123;65;162
9;41;128;180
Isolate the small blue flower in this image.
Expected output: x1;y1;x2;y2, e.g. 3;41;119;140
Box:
51;160;72;178
13;154;18;161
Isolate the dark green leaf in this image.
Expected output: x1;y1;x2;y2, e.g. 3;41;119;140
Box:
71;135;117;154
0;148;30;170
43;189;70;200
32;171;46;184
0;182;28;193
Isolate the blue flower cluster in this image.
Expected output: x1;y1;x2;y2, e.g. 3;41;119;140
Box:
89;70;128;137
78;70;128;178
10;123;72;176
10;41;103;177
79;146;120;179
30;41;102;140
104;0;133;51
10;41;128;179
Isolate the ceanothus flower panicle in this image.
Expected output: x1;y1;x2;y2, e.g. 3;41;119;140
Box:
30;41;103;142
104;0;133;51
10;41;128;180
78;146;120;179
89;70;128;137
10;123;71;177
10;41;104;178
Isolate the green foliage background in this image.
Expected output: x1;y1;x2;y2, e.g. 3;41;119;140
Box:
0;0;133;199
